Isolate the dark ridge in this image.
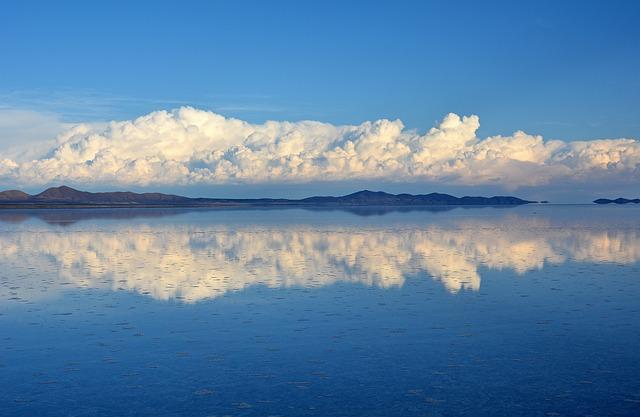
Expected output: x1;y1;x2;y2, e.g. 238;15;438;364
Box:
594;198;640;205
0;190;30;200
33;186;191;204
0;186;537;208
301;190;534;206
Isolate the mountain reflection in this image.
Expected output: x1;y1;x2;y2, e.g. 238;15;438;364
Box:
1;215;639;303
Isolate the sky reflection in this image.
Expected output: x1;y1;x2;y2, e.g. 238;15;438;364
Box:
1;210;638;303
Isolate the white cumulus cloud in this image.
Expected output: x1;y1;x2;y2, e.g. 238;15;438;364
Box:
0;107;638;188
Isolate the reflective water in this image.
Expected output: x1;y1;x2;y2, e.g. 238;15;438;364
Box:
1;206;639;416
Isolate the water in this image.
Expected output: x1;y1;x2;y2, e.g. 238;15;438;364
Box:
1;205;639;416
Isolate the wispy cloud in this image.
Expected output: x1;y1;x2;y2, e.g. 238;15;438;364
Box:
0;89;294;122
0;109;71;161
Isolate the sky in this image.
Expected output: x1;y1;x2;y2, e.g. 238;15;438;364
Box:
1;0;639;202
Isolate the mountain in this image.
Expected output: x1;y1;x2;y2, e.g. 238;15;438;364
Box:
0;190;30;200
594;198;640;205
30;185;191;204
0;186;536;208
301;190;533;206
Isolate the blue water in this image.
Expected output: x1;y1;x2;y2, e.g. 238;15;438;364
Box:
1;205;639;416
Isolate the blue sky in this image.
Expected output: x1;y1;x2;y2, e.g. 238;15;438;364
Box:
1;1;639;201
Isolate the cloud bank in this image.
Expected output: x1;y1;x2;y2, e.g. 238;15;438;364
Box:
1;107;638;188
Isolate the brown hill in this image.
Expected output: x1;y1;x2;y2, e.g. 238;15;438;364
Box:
0;190;30;200
33;186;191;204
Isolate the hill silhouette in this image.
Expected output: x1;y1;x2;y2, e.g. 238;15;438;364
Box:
594;198;640;205
0;186;536;208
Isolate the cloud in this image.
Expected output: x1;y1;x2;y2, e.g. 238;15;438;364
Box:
0;107;638;188
0;109;71;162
2;215;638;303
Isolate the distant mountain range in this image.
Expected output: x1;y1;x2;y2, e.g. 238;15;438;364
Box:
594;198;640;205
0;186;536;208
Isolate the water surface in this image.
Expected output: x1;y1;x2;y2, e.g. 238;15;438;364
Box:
1;205;639;416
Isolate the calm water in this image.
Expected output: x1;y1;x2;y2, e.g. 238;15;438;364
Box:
1;205;639;416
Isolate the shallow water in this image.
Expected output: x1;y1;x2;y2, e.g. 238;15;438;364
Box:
1;205;639;416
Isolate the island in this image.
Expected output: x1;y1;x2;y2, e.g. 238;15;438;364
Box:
594;198;640;205
0;186;537;209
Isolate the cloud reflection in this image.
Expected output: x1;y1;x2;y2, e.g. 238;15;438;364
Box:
1;216;639;303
